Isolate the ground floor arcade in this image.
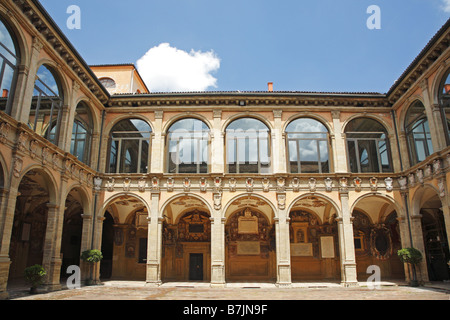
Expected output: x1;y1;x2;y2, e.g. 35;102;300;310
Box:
0;168;449;298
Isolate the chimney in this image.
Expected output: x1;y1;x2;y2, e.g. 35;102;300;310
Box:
268;82;273;92
2;89;8;98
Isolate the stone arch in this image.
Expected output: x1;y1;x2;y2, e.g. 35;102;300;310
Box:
73;97;101;137
160;193;213;222
162;113;212;133
223;193;277;222
283;113;333;134
34;59;70;107
103;114;154;136
398;96;428;134
342;113;394;137
14;165;58;204
287;193;341;222
287;193;341;281
350;193;402;223
221;113;274;133
101;192;151;222
0;8;29;66
351;192;405;280
431;61;450;105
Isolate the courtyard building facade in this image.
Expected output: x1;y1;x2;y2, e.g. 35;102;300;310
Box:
0;0;449;298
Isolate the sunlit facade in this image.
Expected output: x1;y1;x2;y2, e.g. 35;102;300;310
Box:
0;0;449;298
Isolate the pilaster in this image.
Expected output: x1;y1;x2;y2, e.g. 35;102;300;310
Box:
337;186;358;287
146;191;162;286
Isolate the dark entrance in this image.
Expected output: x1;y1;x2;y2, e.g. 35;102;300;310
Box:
189;253;204;281
422;210;450;281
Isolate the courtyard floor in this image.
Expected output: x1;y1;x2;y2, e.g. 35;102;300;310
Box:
5;279;450;301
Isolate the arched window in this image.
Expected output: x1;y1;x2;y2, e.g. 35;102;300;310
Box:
167;118;209;174
226;118;270;174
405;101;434;165
345;118;392;173
71;102;93;165
286;118;330;173
0;17;19;114
438;70;450;145
108;119;151;173
30;64;63;145
99;77;116;90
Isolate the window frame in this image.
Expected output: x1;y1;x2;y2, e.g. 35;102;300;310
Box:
0;18;19;115
405;101;434;165
285;118;330;174
166;118;210;174
225;118;271;174
108;119;152;174
345;118;393;174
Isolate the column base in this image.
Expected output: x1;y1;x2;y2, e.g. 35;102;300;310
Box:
210;281;226;288
276;282;292;288
145;281;162;288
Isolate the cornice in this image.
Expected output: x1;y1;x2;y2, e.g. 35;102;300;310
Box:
107;93;391;109
12;0;110;104
387;19;450;104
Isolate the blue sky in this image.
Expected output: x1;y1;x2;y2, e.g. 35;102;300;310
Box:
39;0;450;93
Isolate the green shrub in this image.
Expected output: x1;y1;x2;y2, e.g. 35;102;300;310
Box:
81;249;103;264
397;248;423;265
24;265;46;289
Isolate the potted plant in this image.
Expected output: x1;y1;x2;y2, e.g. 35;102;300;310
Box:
398;248;423;287
24;265;47;294
81;249;103;285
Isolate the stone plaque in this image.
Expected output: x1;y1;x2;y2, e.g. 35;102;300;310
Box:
290;243;313;257
237;241;260;255
320;236;335;258
238;208;258;234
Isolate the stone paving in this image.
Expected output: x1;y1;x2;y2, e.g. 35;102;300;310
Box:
5;280;450;301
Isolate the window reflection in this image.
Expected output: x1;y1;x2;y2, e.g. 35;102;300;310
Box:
30;65;63;146
346;118;392;173
0;18;19;114
108;119;151;173
226;118;270;174
439;71;450;145
167;118;209;174
405;101;433;165
70;102;93;165
286;118;330;173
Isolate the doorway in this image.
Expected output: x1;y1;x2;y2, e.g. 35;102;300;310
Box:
189;254;204;281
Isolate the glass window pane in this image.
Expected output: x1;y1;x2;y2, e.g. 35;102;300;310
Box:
109;140;118;173
319;140;330;173
347;140;358;173
140;140;149;173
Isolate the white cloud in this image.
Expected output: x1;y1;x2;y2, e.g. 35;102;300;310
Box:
136;43;220;93
442;0;450;12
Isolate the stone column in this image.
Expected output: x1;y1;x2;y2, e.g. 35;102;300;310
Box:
421;80;445;152
331;111;348;173
273;110;286;174
0;187;14;299
337;186;358;286
211;110;224;174
397;132;412;169
151;111;164;173
10;37;43;123
146;192;162;286
210;214;226;287
42;203;63;291
274;191;291;287
79;213;93;282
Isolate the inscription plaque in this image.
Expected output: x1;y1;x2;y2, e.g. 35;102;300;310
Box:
237;241;260;255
